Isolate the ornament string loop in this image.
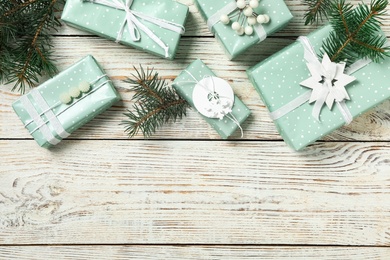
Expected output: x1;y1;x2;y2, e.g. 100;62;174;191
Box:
83;0;185;58
182;70;244;138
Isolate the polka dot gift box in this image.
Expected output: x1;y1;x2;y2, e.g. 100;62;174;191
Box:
173;59;251;139
247;25;390;151
61;0;189;60
12;55;121;148
194;0;293;60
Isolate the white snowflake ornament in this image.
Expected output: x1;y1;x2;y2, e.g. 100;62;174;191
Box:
300;53;356;111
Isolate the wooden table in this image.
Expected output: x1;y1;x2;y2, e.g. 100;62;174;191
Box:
1;0;390;258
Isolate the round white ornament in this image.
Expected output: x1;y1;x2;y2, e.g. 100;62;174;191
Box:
220;14;230;24
192;76;234;119
249;0;259;8
236;0;246;9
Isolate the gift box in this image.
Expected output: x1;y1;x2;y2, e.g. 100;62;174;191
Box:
173;59;251;139
12;55;121;148
247;25;390;151
195;0;293;60
61;0;189;60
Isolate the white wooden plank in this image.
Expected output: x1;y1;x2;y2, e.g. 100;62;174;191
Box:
1;246;390;259
1;140;390;245
1;36;390;141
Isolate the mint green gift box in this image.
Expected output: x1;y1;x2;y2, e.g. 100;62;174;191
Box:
194;0;293;60
12;55;121;148
173;59;251;139
247;25;390;151
61;0;189;60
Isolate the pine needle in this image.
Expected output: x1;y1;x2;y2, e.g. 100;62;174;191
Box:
0;0;64;93
122;66;190;138
322;0;390;64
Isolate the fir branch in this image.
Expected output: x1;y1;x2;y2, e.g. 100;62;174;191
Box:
0;0;64;94
303;0;333;25
322;0;389;64
122;66;190;138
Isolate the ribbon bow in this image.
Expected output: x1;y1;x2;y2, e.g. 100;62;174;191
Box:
84;0;185;58
298;36;356;122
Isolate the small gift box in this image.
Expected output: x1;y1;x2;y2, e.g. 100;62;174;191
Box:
61;0;189;60
194;0;293;60
247;25;390;151
173;59;251;139
12;55;121;148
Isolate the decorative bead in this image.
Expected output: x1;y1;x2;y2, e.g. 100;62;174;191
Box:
231;21;241;31
263;14;270;23
69;87;81;98
247;16;257;25
79;81;91;93
244;26;254;35
257;14;270;24
220;14;230;24
60;93;72;104
236;0;246;9
249;0;259;8
243;7;253;17
237;27;245;35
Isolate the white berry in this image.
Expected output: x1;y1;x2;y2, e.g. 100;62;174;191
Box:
78;81;91;93
249;0;259;8
244;26;254;35
236;0;246;9
220;14;230;24
263;14;270;23
243;7;253;16
237;27;245;35
60;93;72;104
69;87;81;98
247;16;257;25
231;21;241;31
257;14;270;24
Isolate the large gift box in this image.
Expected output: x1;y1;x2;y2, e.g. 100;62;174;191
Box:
12;55;121;148
195;0;293;60
173;59;251;139
247;25;390;151
61;0;189;60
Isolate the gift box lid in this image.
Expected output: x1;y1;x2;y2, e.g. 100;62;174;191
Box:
12;55;121;148
173;59;251;139
61;0;189;60
247;25;390;150
195;0;293;59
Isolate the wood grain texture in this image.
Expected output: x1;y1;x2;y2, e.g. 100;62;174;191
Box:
1;246;390;259
1;141;390;245
1;0;390;256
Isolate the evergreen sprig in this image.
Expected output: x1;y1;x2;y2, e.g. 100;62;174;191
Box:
0;0;64;94
122;66;190;138
322;0;389;64
303;0;333;25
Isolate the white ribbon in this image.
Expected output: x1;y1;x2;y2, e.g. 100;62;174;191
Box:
20;96;61;146
22;75;111;146
270;36;372;125
84;0;185;58
30;89;70;139
206;1;267;43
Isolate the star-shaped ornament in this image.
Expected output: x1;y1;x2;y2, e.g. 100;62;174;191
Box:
300;53;356;110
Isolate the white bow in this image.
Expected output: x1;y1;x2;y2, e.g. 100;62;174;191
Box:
298;36;356;122
84;0;185;58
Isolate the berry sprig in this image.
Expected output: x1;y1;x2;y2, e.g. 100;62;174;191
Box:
220;0;270;36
